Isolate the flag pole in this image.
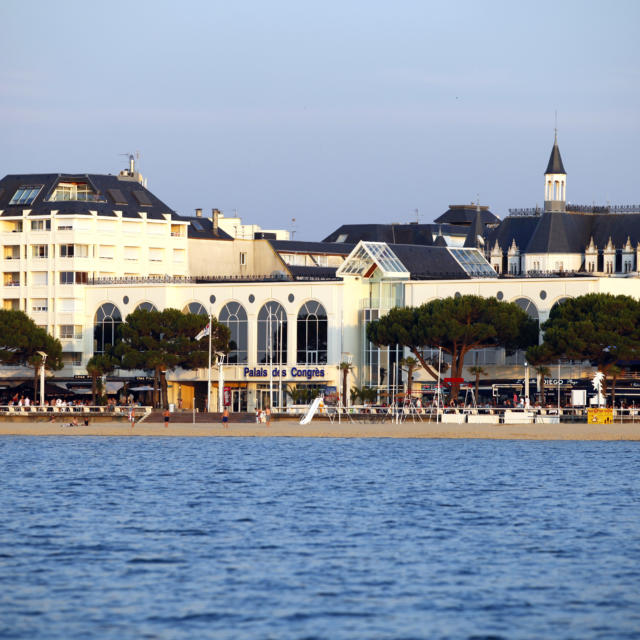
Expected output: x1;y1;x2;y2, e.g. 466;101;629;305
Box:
207;309;212;412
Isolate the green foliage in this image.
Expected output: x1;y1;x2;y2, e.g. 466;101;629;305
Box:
368;295;537;395
350;385;378;404
86;354;117;405
540;293;640;373
114;308;230;408
285;385;319;404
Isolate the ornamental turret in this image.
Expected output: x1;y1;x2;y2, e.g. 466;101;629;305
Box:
544;132;566;213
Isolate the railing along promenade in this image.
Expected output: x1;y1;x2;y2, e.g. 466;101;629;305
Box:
0;405;152;420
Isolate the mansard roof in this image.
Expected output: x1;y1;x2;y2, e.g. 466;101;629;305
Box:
463;210;486;248
485;215;540;254
545;137;566;174
269;239;354;255
323;223;439;245
433;204;500;226
0;173;178;220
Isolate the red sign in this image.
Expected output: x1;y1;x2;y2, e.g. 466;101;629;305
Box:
444;377;465;385
223;386;231;407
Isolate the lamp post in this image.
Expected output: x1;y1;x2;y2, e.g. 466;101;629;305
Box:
36;351;47;407
216;352;225;412
524;361;530;409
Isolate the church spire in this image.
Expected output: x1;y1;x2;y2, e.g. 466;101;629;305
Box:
544;132;567;212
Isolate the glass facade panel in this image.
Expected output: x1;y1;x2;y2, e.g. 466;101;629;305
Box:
258;301;287;365
297;301;327;364
94;303;122;354
219;302;248;364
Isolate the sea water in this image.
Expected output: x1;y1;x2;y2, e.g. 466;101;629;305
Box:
0;437;638;640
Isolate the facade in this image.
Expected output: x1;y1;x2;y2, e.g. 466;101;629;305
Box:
2;138;639;409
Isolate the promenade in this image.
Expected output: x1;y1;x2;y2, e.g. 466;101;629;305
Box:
0;420;638;440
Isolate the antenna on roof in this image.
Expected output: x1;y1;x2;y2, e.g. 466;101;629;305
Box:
414;208;419;223
554;110;558;140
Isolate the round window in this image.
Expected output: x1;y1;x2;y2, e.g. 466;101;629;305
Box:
123;296;129;305
209;294;216;304
288;294;294;303
496;291;504;301
248;294;255;303
540;290;547;300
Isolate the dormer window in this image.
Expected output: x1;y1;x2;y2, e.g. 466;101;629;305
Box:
49;181;103;202
9;185;43;206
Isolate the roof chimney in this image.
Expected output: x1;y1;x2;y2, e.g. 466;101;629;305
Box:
212;208;220;235
195;208;202;218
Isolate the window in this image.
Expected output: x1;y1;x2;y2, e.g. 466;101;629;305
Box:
240;252;247;266
60;244;89;258
4;273;19;286
219;302;248;364
297;301;328;364
94;303;122;353
60;271;88;284
60;244;74;257
124;247;140;261
258;301;287;364
57;224;73;231
182;302;207;316
60;325;82;340
32;245;48;259
134;302;158;312
173;249;185;263
99;245;115;259
32;298;48;312
31;219;51;231
59;299;76;313
149;248;164;261
4;246;20;260
62;352;82;366
9;185;43;206
32;272;47;286
49;181;102;202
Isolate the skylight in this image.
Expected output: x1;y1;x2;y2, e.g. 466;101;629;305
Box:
337;242;409;279
448;248;497;277
9;185;43;206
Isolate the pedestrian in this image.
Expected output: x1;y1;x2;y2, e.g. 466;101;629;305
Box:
163;407;170;428
222;407;229;427
265;406;271;426
129;406;136;427
255;408;261;423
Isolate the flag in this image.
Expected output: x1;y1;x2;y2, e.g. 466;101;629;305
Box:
195;323;210;341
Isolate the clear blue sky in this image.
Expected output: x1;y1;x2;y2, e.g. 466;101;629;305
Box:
1;0;638;239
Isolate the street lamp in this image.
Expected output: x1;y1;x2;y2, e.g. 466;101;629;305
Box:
524;361;530;409
215;352;225;413
36;351;47;407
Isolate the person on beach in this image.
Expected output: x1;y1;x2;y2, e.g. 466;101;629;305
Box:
255;408;261;423
129;406;136;427
265;406;271;426
163;408;169;428
222;407;229;427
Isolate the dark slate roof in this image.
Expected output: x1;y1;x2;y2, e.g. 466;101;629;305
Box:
178;215;233;240
434;205;500;226
463;210;486;248
389;244;474;280
545;137;566;174
0;173;179;220
433;234;448;247
322;223;470;245
286;265;340;280
525;212;591;254
485;215;541;253
269;239;354;255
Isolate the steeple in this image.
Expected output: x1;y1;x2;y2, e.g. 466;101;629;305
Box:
544;131;567;212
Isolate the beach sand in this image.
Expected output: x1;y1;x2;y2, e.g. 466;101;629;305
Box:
0;419;638;440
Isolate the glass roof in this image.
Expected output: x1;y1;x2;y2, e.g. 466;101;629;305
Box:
337;242;409;279
448;248;497;277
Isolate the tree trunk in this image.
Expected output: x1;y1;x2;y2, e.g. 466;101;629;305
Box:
407;365;414;397
160;369;169;410
91;373;98;405
475;373;480;402
153;367;160;408
342;369;348;407
611;378;617;409
409;348;439;380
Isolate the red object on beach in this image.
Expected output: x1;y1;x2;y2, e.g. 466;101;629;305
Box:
444;377;465;385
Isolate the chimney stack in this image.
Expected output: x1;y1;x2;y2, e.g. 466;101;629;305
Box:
212;208;220;236
195;208;202;217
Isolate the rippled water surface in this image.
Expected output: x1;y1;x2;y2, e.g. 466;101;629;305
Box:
1;437;639;639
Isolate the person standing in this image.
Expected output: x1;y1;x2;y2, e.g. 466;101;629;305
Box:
163;408;170;428
265;406;271;426
222;407;229;427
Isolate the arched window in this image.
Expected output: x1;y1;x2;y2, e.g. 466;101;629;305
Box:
182;302;207;316
550;297;569;317
94;303;122;353
513;297;539;321
258;301;287;364
219;302;248;364
297;300;327;364
134;302;157;312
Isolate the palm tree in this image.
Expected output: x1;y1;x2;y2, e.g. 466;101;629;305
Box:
608;365;623;408
86;354;116;405
339;361;353;408
468;365;487;404
536;366;551;404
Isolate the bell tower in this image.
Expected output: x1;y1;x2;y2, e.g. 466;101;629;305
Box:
544;131;566;212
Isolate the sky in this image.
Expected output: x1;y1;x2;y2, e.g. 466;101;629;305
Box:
1;0;639;239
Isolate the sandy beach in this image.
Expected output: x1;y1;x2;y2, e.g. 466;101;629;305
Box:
0;419;638;439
